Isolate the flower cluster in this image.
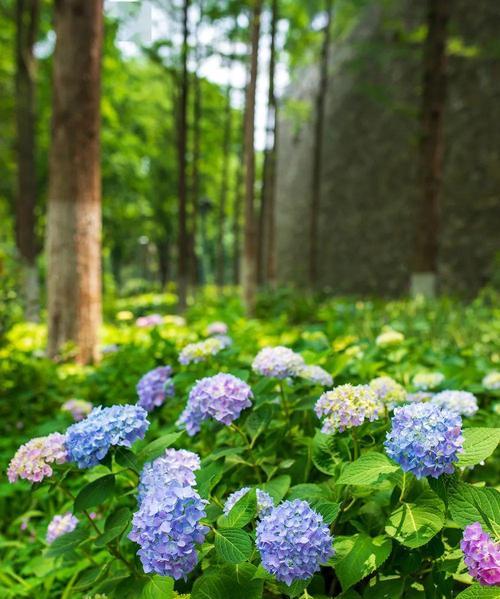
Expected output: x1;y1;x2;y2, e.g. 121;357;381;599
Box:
385;403;463;478
412;372;445;390
296;365;333;387
136;314;164;328
315;384;382;434
177;373;253;436
256;499;333;585
460;522;500;586
375;330;404;347
252;346;305;379
136;366;175;412
483;371;500;391
406;391;434;403
61;399;93;421
369;376;406;409
212;334;232;349
178;338;225;365
431;390;478;417
46;512;78;544
206;321;228;336
66;405;149;469
8;433;68;484
223;487;274;516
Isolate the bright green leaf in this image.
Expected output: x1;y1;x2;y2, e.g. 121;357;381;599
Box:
337;453;399;486
457;428;500;468
141;575;174;599
214;528;253;563
74;474;116;512
219;488;256;528
137;432;183;464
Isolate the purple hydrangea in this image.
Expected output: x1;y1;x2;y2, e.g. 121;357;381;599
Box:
138;449;201;502
61;399;93;421
136;366;175;412
223;487;274;516
256;499;333;585
178;338;225;365
431;390;478;417
46;512;78;544
406;391;434;403
8;433;68;483
384;403;464;479
252;346;305;379
177;373;253;436
212;334;233;349
315;384;382;434
461;522;500;586
206;321;228;336
296;365;333;387
129;481;208;579
66;405;149;469
136;314;164;328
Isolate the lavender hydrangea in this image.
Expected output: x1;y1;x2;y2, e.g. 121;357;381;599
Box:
129;481;208;579
138;449;201;502
369;376;406;409
61;399;93;421
431;390;478;417
206;321;228;336
406;391;434;403
252;346;305;379
212;334;233;349
46;512;78;544
460;522;500;586
66;405;149;469
482;372;500;391
177;373;253;436
223;487;274;516
412;372;445;390
136;366;175;412
178;338;225;365
256;499;333;585
8;433;68;483
385;403;464;479
315;384;382;434
296;365;333;387
136;314;164;328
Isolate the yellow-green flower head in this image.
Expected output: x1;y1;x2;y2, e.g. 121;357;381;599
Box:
482;371;500;391
178;338;225;365
369;376;406;408
375;330;404;348
412;372;445;390
116;310;133;321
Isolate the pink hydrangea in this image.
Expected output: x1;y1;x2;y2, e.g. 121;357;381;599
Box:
8;433;68;483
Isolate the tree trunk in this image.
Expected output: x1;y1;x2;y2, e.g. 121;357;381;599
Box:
15;0;40;322
309;0;332;288
216;82;232;288
46;0;103;364
233;144;243;285
242;0;262;314
411;0;451;297
177;0;190;310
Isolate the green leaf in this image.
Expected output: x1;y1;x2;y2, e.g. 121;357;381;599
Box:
196;461;225;499
337;453;399;486
448;481;500;531
115;447;141;472
456;584;500;598
141;575;174;599
362;577;404;599
46;528;87;558
385;490;445;548
74;474;116;512
288;483;329;502
332;534;392;591
94;526;126;547
137;432;183;464
260;475;291;503
457;428;500;467
219;488;257;528
315;501;341;524
312;430;339;475
105;507;132;532
214;528;253;563
192;564;263;599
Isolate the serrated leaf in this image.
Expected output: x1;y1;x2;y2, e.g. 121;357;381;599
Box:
315;501;341;524
457;428;500;467
219;488;256;528
196;461;225;498
260;475;291;503
141;575;174;599
456;584;500;598
192;563;263;599
74;474;116;512
46;528;86;558
337;453;399;486
448;481;500;532
137;432;183;464
312;430;339;475
214;528;253;563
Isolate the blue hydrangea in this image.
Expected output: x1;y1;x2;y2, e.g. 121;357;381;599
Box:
256;499;333;586
129;481;208;579
384;403;464;479
223;487;274;516
136;366;175;412
177;373;253;436
252;346;305;379
430;390;478;417
66;405;149;469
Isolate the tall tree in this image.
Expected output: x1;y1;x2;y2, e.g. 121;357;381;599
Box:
233;134;244;285
411;0;451;297
308;0;332;288
242;0;262;313
15;0;40;322
46;0;103;364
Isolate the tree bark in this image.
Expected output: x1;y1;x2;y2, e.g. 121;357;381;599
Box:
411;0;451;297
216;82;232;288
46;0;103;364
15;0;40;322
242;0;262;314
309;0;332;288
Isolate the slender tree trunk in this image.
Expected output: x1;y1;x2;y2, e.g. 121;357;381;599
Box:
216;83;232;288
15;0;40;322
233;143;243;285
258;0;278;286
411;0;451;297
46;0;103;364
242;0;262;314
177;0;190;310
309;0;332;288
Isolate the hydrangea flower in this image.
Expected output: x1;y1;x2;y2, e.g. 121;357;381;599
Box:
315;384;382;434
431;390;478;417
460;522;500;586
178;338;225;365
138;449;201;502
129;481;208;579
223;487;274;516
61;399;93;421
46;512;78;544
101;343;119;355
296;365;333;387
212;334;232;349
206;321;228;336
177;373;252;436
385;403;464;478
483;372;500;391
136;366;175;412
369;376;406;408
412;372;445;390
66;405;149;469
8;433;68;483
252;346;305;379
375;330;404;347
406;391;434;403
164;315;186;327
136;314;164;328
256;499;333;585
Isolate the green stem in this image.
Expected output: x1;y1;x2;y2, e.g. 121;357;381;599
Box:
399;472;407;503
280;380;290;420
352;430;360;460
